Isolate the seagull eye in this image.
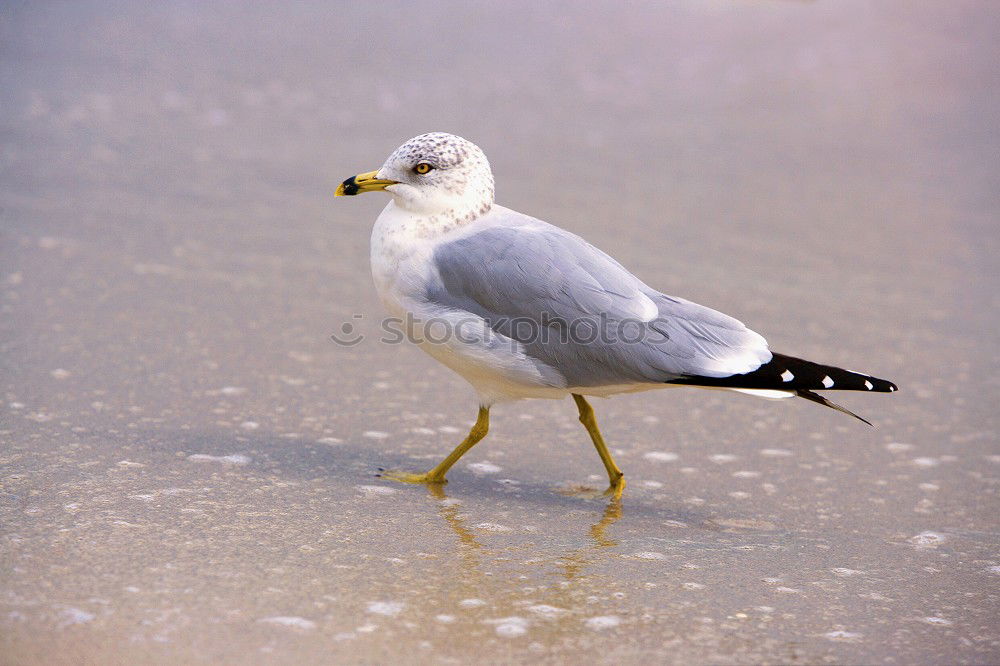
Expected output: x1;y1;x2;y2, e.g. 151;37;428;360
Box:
414;162;433;175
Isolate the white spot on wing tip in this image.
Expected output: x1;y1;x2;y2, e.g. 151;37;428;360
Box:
864;380;873;390
780;370;794;382
821;375;834;388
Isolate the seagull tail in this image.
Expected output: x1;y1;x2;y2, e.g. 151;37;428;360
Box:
668;352;897;425
795;389;873;427
671;352;898;393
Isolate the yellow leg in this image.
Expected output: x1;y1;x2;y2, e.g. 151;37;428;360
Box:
380;406;490;485
572;394;626;499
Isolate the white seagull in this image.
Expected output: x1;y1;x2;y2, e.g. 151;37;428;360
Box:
336;132;897;497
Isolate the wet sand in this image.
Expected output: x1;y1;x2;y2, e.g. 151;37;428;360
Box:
1;1;998;663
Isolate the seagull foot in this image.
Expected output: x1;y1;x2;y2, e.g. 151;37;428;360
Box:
376;468;446;485
603;477;626;500
559;477;626;500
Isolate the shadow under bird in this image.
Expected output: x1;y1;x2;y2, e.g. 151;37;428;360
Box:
335;132;897;498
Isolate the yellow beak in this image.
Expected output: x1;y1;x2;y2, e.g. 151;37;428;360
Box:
335;170;399;196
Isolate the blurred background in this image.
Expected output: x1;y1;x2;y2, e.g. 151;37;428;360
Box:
1;1;998;664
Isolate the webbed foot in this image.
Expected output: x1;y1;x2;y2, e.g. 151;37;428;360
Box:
376;467;447;485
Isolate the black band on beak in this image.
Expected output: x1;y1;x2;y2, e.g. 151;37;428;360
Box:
334;170;397;196
339;176;361;196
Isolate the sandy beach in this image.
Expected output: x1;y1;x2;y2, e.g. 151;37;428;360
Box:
1;2;998;663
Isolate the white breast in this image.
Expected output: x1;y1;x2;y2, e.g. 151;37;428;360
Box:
370;202;433;316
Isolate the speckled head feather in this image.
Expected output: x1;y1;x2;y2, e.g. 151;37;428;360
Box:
376;132;495;225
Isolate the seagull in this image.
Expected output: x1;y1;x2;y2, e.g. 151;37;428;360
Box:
335;132;897;498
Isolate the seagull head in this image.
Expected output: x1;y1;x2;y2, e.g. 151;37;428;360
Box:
336;132;495;219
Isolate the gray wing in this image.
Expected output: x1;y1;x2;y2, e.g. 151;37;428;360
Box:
426;213;771;388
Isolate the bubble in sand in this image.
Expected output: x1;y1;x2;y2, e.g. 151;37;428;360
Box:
459;598;486;609
760;448;792;457
709;454;737;464
830;568;863;577
259;616;316;630
632;552;666;560
643;451;678;463
187;454;250;465
486;616;528;637
366;601;404;616
922;616;952;626
585;615;621;630
467;462;501;475
909;531;946;548
824;630;862;642
363;430;389;439
58;608;95;626
356;485;396;495
527;604;566;619
885;442;914;452
474;522;513;533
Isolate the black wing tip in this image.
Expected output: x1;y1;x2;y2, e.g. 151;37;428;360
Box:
669;354;899;394
865;374;898;393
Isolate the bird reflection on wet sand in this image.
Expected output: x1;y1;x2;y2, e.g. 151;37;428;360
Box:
424;484;623;611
